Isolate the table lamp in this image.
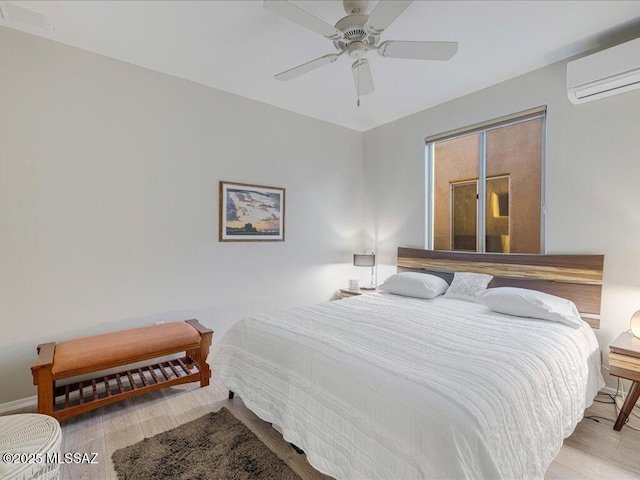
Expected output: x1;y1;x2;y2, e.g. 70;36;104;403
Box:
354;250;376;290
631;310;640;338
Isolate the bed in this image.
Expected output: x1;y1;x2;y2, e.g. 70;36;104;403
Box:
210;248;605;480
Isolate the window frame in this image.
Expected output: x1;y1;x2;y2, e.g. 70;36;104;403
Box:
425;107;547;253
449;179;478;252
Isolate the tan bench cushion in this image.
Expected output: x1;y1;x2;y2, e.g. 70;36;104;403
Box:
51;322;201;378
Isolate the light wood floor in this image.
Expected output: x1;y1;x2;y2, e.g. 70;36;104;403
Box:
7;373;640;479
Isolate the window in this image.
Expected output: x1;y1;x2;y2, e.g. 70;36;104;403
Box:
426;107;545;253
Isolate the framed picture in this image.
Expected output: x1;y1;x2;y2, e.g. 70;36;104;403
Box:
219;181;286;242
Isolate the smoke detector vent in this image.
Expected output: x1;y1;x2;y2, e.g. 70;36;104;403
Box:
0;2;53;32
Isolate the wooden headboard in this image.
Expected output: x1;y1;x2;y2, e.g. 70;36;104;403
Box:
397;247;604;328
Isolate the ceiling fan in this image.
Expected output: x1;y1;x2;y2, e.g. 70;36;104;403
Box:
264;0;458;102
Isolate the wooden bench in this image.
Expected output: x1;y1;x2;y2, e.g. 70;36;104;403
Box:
31;319;212;422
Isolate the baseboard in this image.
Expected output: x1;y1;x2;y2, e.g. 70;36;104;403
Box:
600;386;618;396
0;395;37;414
599;386;640;407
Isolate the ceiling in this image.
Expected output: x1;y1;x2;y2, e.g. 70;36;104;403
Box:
2;1;640;132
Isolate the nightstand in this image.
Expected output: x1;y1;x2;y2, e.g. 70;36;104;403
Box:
609;332;640;430
337;288;377;299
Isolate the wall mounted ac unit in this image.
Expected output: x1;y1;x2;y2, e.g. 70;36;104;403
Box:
567;36;640;105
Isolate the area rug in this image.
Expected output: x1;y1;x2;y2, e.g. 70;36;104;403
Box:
111;407;302;480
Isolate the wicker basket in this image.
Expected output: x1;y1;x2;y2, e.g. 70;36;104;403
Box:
0;414;61;480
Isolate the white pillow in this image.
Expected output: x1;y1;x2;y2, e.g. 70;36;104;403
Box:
477;287;584;328
378;272;449;299
443;272;493;301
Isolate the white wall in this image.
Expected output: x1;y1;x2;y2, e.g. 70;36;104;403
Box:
363;56;640;388
0;26;363;404
4;22;638;406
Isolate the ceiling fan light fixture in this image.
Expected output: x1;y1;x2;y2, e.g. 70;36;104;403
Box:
352;58;374;97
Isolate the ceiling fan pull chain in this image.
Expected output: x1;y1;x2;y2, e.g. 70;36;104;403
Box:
357;61;361;107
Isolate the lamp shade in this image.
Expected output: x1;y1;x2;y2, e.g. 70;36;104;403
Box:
353;253;375;267
631;310;640;338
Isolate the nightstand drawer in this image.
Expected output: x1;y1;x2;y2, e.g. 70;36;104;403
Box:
609;352;640;372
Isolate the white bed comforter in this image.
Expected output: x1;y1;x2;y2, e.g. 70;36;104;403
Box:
210;293;603;480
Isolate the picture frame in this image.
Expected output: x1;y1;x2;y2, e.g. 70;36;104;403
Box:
219;181;286;242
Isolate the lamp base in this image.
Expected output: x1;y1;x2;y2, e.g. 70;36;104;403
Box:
361;285;376;290
631;310;640;338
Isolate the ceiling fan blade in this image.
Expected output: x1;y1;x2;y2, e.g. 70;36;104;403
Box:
378;41;458;60
364;0;413;36
264;0;344;41
352;59;374;96
275;53;341;81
